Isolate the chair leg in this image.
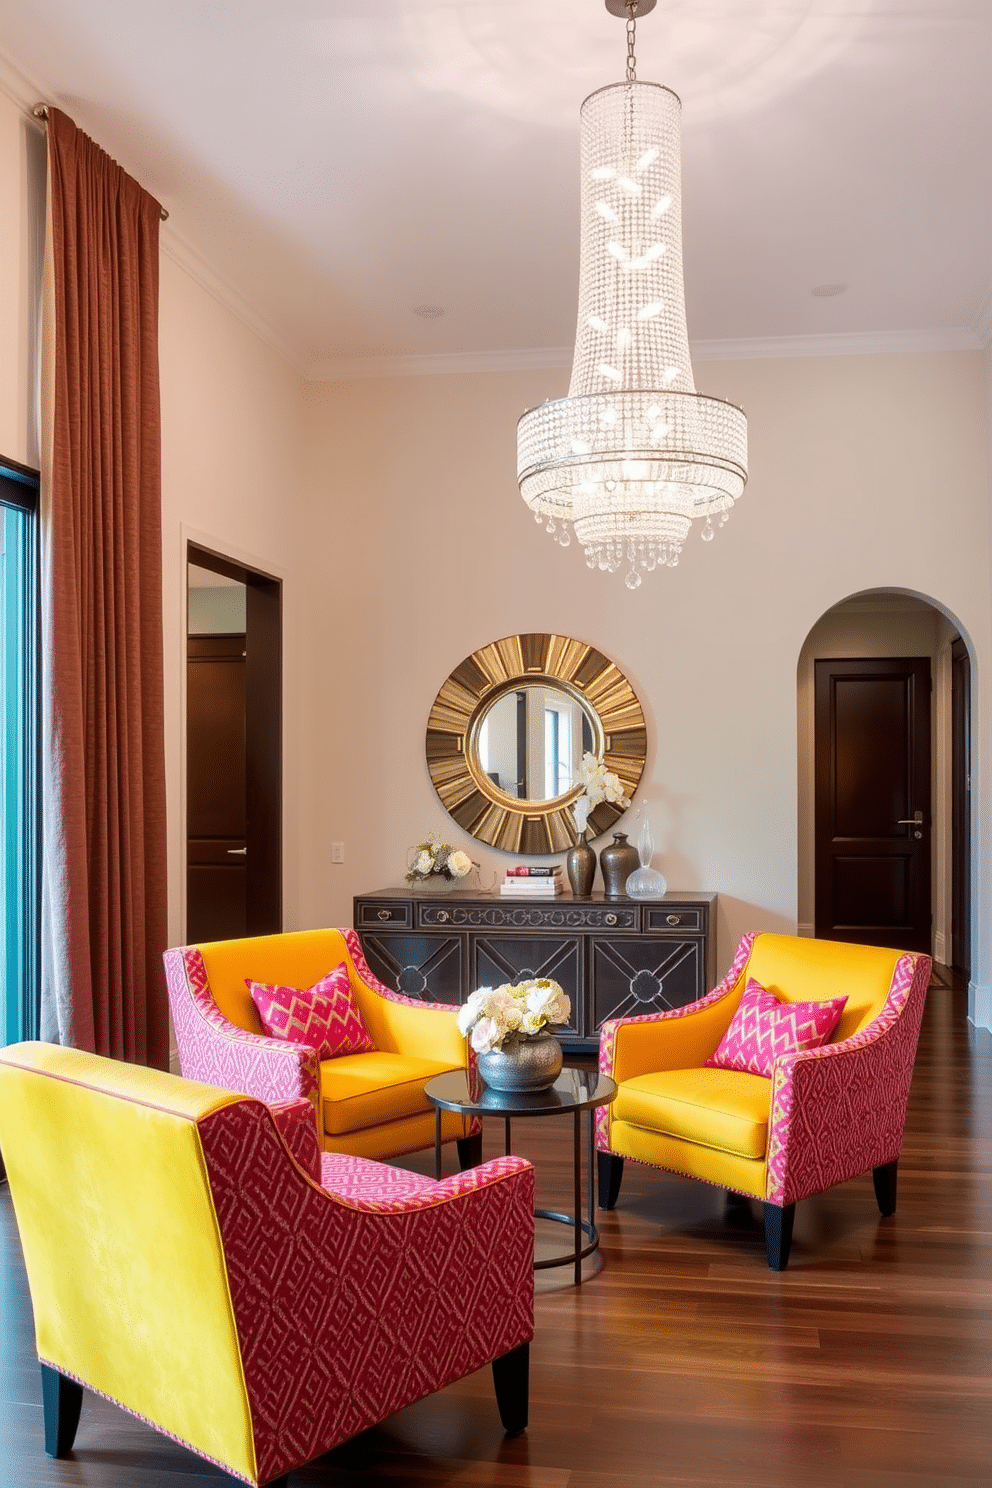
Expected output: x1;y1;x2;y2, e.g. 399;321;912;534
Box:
456;1133;483;1170
873;1158;898;1217
763;1202;796;1271
491;1341;529;1436
597;1150;624;1210
41;1365;83;1458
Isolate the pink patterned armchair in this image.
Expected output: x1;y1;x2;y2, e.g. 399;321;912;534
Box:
597;933;930;1268
0;1041;535;1488
164;927;481;1164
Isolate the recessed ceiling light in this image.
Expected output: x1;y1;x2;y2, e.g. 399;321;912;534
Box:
413;303;445;318
811;283;847;298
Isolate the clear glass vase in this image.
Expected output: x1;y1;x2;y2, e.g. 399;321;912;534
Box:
625;811;667;898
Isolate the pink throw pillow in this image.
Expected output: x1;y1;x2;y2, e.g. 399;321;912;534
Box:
248;963;376;1059
707;978;847;1079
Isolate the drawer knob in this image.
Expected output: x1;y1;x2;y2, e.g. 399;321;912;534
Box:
436;910;449;923
604;912;617;926
666;914;681;926
377;910;391;920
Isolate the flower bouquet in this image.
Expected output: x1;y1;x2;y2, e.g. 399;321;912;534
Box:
571;751;630;836
458;978;571;1091
405;834;476;888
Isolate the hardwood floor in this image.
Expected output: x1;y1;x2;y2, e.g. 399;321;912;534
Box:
2;976;989;1487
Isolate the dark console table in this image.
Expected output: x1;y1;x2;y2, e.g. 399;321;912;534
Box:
353;888;717;1052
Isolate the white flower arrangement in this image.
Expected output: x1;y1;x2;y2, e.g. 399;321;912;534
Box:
406;834;476;884
457;978;571;1054
571;751;630;835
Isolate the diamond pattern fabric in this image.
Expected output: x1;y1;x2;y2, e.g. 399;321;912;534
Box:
248;963;377;1059
706;978;847;1078
197;1100;535;1484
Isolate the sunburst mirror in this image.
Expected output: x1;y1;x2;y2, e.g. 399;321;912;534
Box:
425;633;646;854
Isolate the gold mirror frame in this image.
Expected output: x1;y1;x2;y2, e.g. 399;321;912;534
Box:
426;633;647;854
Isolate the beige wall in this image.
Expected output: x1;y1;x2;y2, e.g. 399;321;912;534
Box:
300;352;992;1022
0;91;44;466
157;252;306;951
3;80;991;1027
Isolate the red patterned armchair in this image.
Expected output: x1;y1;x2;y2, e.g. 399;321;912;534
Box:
597;932;930;1268
164;927;480;1164
0;1041;535;1488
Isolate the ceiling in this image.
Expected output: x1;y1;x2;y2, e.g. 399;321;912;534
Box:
0;0;989;379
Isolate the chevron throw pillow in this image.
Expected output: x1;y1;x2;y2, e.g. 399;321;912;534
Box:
706;978;847;1078
248;964;377;1059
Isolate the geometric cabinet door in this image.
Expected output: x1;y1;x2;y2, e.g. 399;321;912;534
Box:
589;937;704;1038
358;932;463;1005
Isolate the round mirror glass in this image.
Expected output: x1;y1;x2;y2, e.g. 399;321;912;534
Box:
426;633;646;854
475;683;599;804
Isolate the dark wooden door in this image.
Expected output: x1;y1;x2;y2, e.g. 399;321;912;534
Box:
187;634;247;942
814;657;931;953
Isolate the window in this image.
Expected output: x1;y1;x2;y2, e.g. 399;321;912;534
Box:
1;459;40;1044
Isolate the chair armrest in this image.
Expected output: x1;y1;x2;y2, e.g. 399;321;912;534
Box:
269;1098;322;1181
343;930;471;1067
599;933;756;1085
164;947;321;1105
334;1154;533;1213
765;952;930;1206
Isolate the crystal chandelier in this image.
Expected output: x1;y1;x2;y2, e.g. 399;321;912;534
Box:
517;0;748;588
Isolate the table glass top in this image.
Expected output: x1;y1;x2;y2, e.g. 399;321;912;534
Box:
425;1066;616;1117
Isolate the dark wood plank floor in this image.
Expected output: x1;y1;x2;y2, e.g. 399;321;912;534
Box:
2;974;989;1487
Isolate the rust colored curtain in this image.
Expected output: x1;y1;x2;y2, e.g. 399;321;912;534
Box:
40;108;168;1068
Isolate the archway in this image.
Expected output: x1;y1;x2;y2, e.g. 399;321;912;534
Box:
797;589;972;978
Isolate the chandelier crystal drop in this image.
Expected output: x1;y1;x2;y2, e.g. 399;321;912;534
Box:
517;1;747;588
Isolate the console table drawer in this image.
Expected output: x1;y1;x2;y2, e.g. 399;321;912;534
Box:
356;900;412;929
645;906;703;933
418;901;639;931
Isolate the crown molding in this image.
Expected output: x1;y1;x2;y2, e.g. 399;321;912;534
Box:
691;327;984;361
311;325;987;381
0;44;45;117
158;228;308;374
308;344;574;382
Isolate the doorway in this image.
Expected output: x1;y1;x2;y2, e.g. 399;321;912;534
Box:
798;592;972;970
186;544;281;942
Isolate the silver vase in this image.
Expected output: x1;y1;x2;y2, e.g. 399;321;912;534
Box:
477;1033;564;1093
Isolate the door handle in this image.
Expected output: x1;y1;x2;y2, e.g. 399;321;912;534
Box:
227;847;247;856
896;811;924;825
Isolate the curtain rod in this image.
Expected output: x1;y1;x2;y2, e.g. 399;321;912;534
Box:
32;104;169;222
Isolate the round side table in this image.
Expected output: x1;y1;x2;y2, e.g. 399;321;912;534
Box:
425;1067;617;1286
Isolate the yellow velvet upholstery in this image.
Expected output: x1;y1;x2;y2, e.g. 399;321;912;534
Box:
0;1043;259;1484
614;1068;772;1161
186;927;473;1155
320;1053;460;1134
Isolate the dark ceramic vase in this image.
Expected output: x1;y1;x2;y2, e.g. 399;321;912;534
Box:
599;832;639;897
565;831;596;897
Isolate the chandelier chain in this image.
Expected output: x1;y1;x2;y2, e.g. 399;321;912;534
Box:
625;1;638;82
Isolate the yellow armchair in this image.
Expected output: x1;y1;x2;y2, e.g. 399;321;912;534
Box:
164;927;480;1163
597;932;931;1268
0;1042;534;1486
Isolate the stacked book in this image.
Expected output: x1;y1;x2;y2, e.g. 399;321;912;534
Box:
499;865;565;897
